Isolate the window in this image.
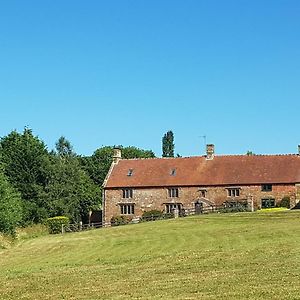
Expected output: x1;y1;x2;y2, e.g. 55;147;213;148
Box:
127;169;134;176
165;203;182;214
227;188;240;197
170;168;176;176
120;204;135;215
261;198;275;208
122;188;133;198
168;188;179;198
261;184;272;192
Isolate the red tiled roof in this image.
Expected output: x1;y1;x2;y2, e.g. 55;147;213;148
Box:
104;155;300;188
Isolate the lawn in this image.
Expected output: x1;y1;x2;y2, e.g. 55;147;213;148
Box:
1;211;300;299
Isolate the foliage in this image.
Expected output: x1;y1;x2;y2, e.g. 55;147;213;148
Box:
110;215;131;226
0;171;23;235
46;216;70;234
43;144;101;223
162;130;175;157
141;210;165;221
142;210;163;218
220;202;248;213
0;129;156;230
246;150;255;156
55;136;74;157
0;128;50;223
279;196;290;208
256;207;288;213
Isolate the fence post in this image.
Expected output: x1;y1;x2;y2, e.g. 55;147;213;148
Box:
61;224;65;234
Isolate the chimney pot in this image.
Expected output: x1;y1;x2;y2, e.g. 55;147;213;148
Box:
298;145;300;155
113;147;122;163
206;144;215;160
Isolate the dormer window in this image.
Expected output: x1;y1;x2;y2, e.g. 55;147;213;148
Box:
261;184;272;192
170;168;176;176
127;169;133;176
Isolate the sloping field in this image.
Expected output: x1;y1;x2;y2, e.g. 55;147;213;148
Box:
1;211;300;299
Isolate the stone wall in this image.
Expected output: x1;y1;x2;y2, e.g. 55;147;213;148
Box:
103;184;297;225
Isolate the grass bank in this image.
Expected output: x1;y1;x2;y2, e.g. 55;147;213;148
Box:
0;211;300;299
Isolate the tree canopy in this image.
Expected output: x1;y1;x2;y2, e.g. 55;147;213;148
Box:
0;169;23;235
0;128;156;233
162;130;175;157
0;128;50;223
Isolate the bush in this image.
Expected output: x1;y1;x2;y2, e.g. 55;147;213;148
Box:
142;210;163;221
110;215;131;226
279;197;290;208
46;216;69;234
220;202;248;213
141;210;173;222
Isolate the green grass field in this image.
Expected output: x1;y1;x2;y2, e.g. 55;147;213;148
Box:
1;211;300;299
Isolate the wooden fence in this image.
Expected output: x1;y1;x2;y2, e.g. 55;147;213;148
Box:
62;222;102;234
61;201;250;233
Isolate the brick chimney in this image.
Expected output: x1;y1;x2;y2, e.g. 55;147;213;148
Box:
113;147;122;163
298;145;300;155
206;144;215;160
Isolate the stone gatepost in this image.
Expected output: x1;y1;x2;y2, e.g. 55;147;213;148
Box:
173;208;179;218
247;195;254;212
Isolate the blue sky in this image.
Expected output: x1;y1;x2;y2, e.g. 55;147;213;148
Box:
0;0;299;156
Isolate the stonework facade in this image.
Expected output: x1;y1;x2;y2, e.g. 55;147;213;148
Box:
103;184;297;225
102;146;300;226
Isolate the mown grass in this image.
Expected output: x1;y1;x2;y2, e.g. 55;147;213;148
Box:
1;211;300;299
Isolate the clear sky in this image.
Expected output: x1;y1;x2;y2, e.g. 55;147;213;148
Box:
0;0;299;157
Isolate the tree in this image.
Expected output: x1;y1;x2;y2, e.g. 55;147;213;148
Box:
0;128;50;223
55;136;74;157
0;169;23;235
43;138;101;223
162;130;175;157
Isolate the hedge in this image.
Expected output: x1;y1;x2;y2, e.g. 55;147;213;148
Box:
46;216;70;234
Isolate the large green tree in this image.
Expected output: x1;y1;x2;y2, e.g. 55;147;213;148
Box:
162;130;175;157
0;169;23;235
43;137;101;223
0;128;50;223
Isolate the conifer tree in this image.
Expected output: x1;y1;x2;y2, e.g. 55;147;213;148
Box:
162;131;175;157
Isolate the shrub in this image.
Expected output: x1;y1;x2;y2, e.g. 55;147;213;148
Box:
141;210;173;222
110;215;131;226
220;202;248;213
142;210;164;221
279;196;290;208
46;216;69;234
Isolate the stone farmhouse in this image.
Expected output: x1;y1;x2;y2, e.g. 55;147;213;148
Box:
102;145;300;226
